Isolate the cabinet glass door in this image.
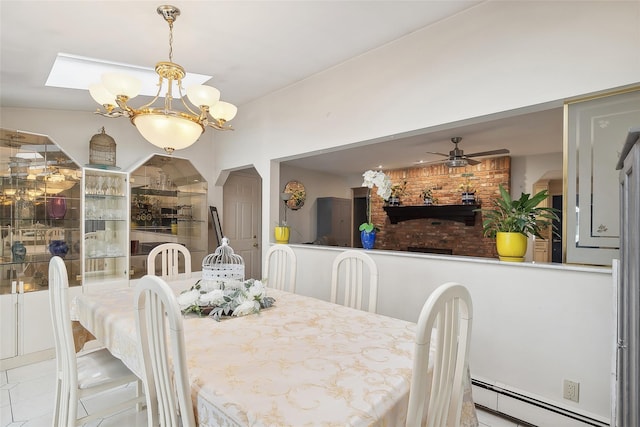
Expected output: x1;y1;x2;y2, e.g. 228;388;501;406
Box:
1;128;82;294
82;167;129;289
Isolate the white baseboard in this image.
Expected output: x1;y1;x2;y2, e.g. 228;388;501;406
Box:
0;348;55;371
472;378;610;427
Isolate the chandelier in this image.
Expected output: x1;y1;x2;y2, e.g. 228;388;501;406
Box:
89;5;237;154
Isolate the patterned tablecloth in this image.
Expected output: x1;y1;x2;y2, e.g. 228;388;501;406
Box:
74;279;478;427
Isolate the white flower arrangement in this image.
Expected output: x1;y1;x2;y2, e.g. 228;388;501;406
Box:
178;278;275;321
360;170;392;233
362;170;392;200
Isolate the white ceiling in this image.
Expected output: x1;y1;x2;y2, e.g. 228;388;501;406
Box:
0;1;563;175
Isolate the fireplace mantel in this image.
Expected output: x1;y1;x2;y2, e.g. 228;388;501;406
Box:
383;204;479;226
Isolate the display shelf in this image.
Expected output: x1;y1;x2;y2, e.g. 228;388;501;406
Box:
128;154;208;279
81;167;130;289
383;204;479;226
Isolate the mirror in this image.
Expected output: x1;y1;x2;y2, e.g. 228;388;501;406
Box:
565;88;640;265
278;103;565;257
283;180;306;210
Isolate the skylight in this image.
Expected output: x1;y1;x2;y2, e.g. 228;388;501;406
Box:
45;53;213;97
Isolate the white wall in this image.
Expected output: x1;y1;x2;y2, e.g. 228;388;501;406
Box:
289;244;614;424
512;153;564;198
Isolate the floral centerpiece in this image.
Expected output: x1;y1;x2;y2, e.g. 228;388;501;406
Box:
359;170;392;233
178;278;275;321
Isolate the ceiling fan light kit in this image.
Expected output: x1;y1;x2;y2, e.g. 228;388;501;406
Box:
428;137;510;168
89;5;237;154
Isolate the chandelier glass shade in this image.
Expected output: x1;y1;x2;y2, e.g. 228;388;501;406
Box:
89;5;236;154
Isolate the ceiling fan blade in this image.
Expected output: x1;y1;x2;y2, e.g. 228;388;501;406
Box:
466;158;481;165
425;151;449;157
465;148;510;158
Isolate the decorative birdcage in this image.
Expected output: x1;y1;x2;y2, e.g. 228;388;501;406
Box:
201;237;245;290
89;127;117;167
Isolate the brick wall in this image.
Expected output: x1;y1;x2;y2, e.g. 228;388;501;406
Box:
370;156;511;257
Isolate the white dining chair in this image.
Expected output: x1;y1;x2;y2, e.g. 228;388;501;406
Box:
147;242;191;280
330;250;378;313
405;282;473;427
263;244;297;292
135;275;197;427
46;227;65;243
48;256;144;426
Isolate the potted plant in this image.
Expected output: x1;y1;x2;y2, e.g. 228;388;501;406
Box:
477;184;559;262
388;180;407;206
419;188;437;205
359;170;392;249
458;174;476;205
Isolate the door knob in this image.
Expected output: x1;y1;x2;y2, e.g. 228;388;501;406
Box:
253;243;259;248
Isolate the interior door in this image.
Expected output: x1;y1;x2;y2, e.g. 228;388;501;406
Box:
223;169;261;279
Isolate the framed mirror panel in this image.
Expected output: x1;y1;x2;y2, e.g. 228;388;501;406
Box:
565;88;640;265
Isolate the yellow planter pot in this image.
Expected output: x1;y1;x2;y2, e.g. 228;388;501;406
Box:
274;226;290;244
496;232;528;262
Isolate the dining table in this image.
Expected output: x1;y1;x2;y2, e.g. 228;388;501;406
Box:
73;276;479;427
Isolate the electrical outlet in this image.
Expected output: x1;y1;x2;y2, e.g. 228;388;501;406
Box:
563;379;580;402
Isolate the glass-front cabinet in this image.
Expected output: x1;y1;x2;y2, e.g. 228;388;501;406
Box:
128;154;207;279
0;128;81;363
82;167;129;290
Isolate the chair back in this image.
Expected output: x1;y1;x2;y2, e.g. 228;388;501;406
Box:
147;243;192;280
48;256;78;426
330;250;378;313
135;275;196;427
263;244;297;292
406;282;473;427
46;227;65;243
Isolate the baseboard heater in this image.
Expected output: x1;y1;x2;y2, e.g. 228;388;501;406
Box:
472;378;609;427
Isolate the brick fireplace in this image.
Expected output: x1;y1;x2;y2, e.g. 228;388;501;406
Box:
369;156;511;258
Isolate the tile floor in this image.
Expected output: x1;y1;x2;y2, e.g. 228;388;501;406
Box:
1;357;521;427
0;358;145;427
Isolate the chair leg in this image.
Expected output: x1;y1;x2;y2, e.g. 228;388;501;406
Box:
68;386;78;426
58;384;72;427
52;378;61;424
53;377;64;426
136;379;145;412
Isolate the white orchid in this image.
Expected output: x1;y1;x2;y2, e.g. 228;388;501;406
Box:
360;170;393;232
362;170;392;199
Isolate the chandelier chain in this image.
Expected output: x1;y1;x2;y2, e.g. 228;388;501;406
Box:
168;21;174;63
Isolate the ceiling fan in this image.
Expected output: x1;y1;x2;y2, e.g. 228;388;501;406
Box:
426;137;510;168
